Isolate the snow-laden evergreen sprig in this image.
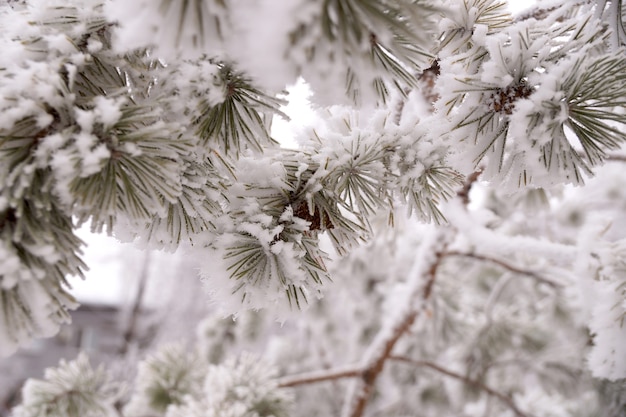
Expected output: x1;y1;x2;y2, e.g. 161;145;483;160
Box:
309;108;463;224
0;280;76;355
196;134;460;313
437;8;626;187
0;114;83;357
399;165;464;224
540;7;609;63
0;0;207;353
124;344;207;417
105;0;229;59
166;353;292;417
132;157;225;251
217;225;322;310
321;135;391;218
0;190;82;356
286;148;370;253
19;2;160;106
437;0;511;58
0;103;84;356
62;103;192;233
502;49;626;186
386;118;464;223
438;21;543;157
595;0;626;50
12;353;122;417
265;0;437;105
201;154;336;312
0;0;189;231
557;52;626;163
194;62;287;157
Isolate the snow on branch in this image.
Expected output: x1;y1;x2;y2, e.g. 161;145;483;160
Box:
341;226;454;417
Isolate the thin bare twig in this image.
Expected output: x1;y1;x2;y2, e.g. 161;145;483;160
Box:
447;251;563;288
390;355;535;417
277;365;362;388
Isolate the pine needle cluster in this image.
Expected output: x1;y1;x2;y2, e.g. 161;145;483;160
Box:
438;0;626;187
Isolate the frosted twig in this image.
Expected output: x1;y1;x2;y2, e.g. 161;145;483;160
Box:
447;251;563;288
276;365;363;388
341;227;453;417
390;355;536;417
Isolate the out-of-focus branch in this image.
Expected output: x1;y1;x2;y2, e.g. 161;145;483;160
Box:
390;355;536;417
119;251;151;355
447;251;563;288
341;227;453;417
277;365;362;388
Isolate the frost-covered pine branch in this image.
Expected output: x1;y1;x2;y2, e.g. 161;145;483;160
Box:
4;1;626;415
12;353;122;417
